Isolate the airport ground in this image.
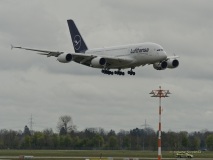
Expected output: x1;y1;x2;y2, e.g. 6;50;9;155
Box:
0;150;213;160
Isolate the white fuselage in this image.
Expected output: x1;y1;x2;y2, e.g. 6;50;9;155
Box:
84;42;167;69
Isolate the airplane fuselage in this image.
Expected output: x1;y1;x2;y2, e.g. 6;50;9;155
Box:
83;42;167;69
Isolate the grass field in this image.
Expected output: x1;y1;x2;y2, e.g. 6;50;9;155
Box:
0;150;212;159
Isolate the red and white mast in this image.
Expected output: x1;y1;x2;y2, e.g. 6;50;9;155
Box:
150;86;171;160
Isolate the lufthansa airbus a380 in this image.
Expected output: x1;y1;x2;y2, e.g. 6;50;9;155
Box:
12;19;179;76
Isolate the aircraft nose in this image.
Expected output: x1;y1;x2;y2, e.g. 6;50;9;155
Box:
162;51;167;59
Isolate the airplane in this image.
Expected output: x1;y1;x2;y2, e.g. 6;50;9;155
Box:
12;19;179;76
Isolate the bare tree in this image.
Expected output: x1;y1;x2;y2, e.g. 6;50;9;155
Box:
57;115;76;134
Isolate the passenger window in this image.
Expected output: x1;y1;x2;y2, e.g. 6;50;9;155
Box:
157;49;163;51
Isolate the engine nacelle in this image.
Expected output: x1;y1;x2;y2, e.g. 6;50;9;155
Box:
153;61;168;70
167;59;179;69
90;57;106;68
57;53;72;63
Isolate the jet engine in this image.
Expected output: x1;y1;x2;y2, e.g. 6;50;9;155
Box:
153;61;168;70
57;53;72;63
167;59;179;69
90;57;106;68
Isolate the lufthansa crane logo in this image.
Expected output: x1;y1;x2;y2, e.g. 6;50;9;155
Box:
73;35;81;50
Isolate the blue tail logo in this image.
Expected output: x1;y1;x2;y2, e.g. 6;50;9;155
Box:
74;35;81;50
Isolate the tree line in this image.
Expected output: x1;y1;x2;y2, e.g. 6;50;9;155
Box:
0;115;212;150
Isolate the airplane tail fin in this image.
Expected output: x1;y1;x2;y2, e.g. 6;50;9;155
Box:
67;19;88;53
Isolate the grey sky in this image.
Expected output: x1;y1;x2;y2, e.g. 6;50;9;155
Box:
0;0;212;133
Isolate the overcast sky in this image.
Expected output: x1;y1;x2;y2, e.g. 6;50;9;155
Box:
0;0;212;133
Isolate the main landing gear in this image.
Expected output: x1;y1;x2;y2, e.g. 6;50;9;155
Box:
127;69;136;76
101;69;113;75
101;69;135;76
114;70;125;76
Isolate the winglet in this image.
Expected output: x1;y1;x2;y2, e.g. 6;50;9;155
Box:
11;45;22;50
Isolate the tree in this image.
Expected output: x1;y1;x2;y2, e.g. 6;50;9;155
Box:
57;115;76;134
123;136;131;149
59;127;67;135
108;136;118;149
52;134;59;148
23;125;31;136
31;132;45;149
130;128;142;149
189;135;200;150
165;131;178;150
22;135;32;148
59;135;72;148
180;131;188;150
92;134;104;149
43;128;54;148
206;134;213;151
0;130;21;149
84;128;97;138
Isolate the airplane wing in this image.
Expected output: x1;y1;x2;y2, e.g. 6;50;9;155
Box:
167;55;179;59
11;45;64;57
11;45;133;68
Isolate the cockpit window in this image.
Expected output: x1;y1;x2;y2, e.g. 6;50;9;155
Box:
157;49;163;51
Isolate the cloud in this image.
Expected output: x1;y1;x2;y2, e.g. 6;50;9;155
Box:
0;0;212;132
